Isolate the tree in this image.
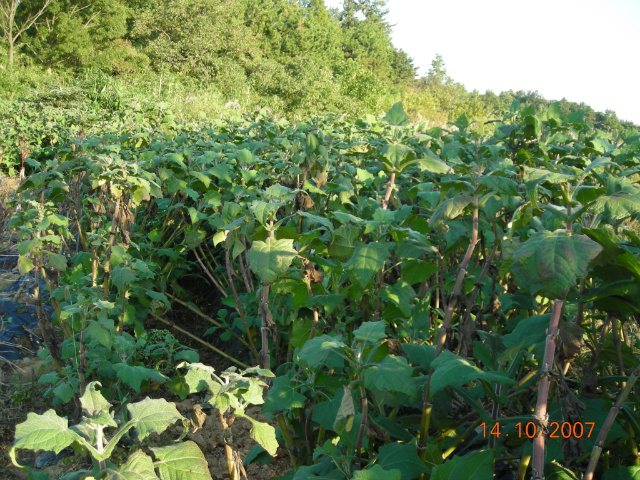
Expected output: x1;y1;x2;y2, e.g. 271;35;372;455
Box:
0;0;52;64
27;0;129;71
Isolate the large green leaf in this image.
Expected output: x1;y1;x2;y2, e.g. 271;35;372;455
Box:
431;450;494;480
383;102;410;126
353;321;386;344
510;230;602;298
151;441;212;480
347;242;392;288
263;376;307;413
13;409;82;454
113;363;167;393
127;397;183;443
592;192;640;221
297;334;346;368
429;351;515;398
377;442;429;480
364;356;416;397
478;175;518;196
353;465;401;480
248;238;297;285
103;450;158;480
603;466;640;480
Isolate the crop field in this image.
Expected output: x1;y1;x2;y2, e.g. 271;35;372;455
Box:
1;99;640;480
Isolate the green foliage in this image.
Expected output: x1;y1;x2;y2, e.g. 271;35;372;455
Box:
7;99;640;479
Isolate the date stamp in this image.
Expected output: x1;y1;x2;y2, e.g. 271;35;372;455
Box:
480;421;596;439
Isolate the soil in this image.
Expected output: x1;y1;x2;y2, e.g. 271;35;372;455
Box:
0;175;293;480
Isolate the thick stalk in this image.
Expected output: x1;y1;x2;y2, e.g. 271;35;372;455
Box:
531;299;565;480
218;411;239;480
305;278;320;339
226;235;258;361
259;284;273;370
381;171;396;210
583;363;640;480
102;196;121;299
355;382;368;470
276;414;301;469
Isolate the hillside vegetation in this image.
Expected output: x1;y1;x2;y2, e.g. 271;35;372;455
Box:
0;0;635;130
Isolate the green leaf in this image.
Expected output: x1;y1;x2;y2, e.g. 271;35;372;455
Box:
151;441;213;480
429;351;515;398
18;238;42;255
263;376;306;413
113;363;167;393
18;255;34;275
297;334;346;368
236;413;278;456
478;176;518;196
379;281;415;317
111;266;136;291
592;192;640;222
510;230;603;298
329;224;360;261
401;260;438;285
248;238;297;285
545;461;581;480
85;318;116;349
250;200;283;227
299;211;334;231
418;155;451;174
353;465;401;480
383;102;410;126
381;143;411;171
430;196;473;224
431;450;494;480
377;442;429;480
46;252;68;272
364;356;416;397
104;450;157;480
127;397;184;443
13;409;82;454
602;466;640;480
79;381;113;419
353;322;386;344
347;243;392;288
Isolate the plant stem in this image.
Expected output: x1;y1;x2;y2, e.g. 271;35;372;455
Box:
150;313;249;368
277;413;301;469
259;284;273;370
165;292;250;348
531;298;565;480
419;197;478;465
583;363;640;480
381;171;396;210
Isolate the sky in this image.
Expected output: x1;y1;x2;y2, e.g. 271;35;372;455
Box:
324;0;640;124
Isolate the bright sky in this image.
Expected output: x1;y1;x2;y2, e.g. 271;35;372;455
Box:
324;0;640;124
